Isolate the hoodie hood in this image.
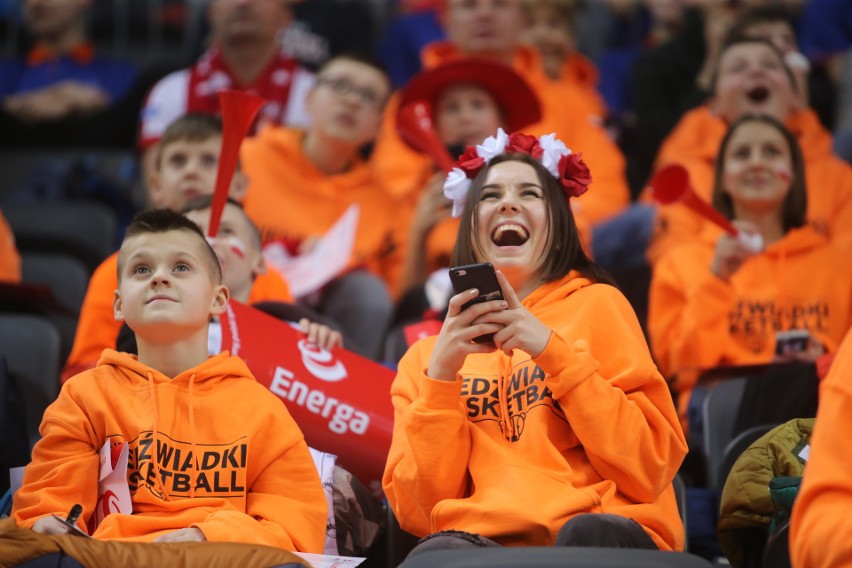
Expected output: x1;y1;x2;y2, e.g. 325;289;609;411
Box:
697;223;828;258
522;270;594;312
421;41;547;83
96;349;256;390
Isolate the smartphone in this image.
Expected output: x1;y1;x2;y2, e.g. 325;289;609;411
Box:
775;329;810;356
449;262;504;344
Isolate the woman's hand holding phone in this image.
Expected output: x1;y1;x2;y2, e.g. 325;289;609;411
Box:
427;287;508;381
474;270;552;358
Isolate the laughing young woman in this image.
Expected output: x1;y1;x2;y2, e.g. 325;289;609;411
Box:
382;129;688;556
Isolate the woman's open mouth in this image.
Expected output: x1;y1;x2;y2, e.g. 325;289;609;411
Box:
492;224;529;247
746;86;770;103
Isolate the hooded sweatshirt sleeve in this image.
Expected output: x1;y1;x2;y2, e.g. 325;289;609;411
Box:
382;339;473;537
12;380;101;531
648;244;738;382
790;331;852;568
191;387;326;552
534;285;687;503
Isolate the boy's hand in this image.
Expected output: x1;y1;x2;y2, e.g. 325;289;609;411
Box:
299;318;344;350
153;528;206;543
32;515;74;535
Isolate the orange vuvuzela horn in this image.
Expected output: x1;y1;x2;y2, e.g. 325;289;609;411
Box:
208;90;265;238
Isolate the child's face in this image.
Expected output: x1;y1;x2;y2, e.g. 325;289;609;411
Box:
436;84;503;147
149;136;248;211
184;205;265;301
307;59;390;148
522;4;575;61
711;42;800;124
114;230;228;338
721;120;793;215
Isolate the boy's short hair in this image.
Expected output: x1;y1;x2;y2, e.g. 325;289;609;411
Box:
519;0;583;24
724;5;795;46
118;209;223;283
181;195;263;251
155;113;224;168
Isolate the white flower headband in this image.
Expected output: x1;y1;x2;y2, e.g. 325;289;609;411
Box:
443;128;592;217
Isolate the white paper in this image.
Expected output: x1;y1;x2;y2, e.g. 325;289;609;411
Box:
264;205;360;299
292;552;366;568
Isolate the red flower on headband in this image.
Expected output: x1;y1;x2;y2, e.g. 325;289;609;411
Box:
456;146;486;178
505;132;544;159
558;152;592;197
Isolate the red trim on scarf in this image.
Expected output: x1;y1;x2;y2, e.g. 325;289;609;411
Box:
187;46;298;132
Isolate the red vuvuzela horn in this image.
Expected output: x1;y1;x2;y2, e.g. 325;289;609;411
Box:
650;164;739;237
208;90;265;238
397;101;456;173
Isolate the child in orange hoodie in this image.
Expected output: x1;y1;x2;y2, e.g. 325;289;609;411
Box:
63;113;293;380
13;209;327;549
648;114;852;426
383;130;687;555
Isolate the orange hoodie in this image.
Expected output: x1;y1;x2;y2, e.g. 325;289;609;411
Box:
371;43;629;226
241;127;402;292
14;350;327;550
0;209;20;283
790;329;852;568
648;225;852;418
647;107;852;264
63;252;292;381
383;272;687;550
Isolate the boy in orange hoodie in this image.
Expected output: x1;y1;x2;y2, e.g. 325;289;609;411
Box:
63;113;293;380
13;209;327;549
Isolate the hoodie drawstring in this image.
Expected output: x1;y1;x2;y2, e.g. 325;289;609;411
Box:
188;373;198;499
147;371;171;501
498;355;515;441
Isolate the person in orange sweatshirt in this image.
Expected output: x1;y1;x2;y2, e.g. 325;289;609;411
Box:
519;0;605;118
648;37;852;264
648;114;852;426
0;208;20;283
240;53;399;361
383;130;687;556
13;208;327;550
62;113;292;380
371;0;629;230
789;329;852;568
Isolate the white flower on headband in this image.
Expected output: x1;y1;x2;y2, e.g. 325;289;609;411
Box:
476;128;509;162
444;167;471;218
538;133;571;178
443;129;591;217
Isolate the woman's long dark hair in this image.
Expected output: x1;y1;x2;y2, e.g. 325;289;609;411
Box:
450;153;614;287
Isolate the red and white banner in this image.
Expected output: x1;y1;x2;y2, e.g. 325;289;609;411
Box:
219;301;395;493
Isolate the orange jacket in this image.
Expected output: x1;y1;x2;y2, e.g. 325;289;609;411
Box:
790;329;852;568
383;272;687;550
371;43;629;226
241;127;402;292
647;107;852;263
0;209;20;283
14;350;326;550
559;52;606;121
63;252;292;380
648;225;852;417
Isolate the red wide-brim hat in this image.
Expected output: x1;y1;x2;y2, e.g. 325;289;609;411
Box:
398;58;543;133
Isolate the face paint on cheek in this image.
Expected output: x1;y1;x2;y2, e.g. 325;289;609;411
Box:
776;166;791;182
227;236;246;259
